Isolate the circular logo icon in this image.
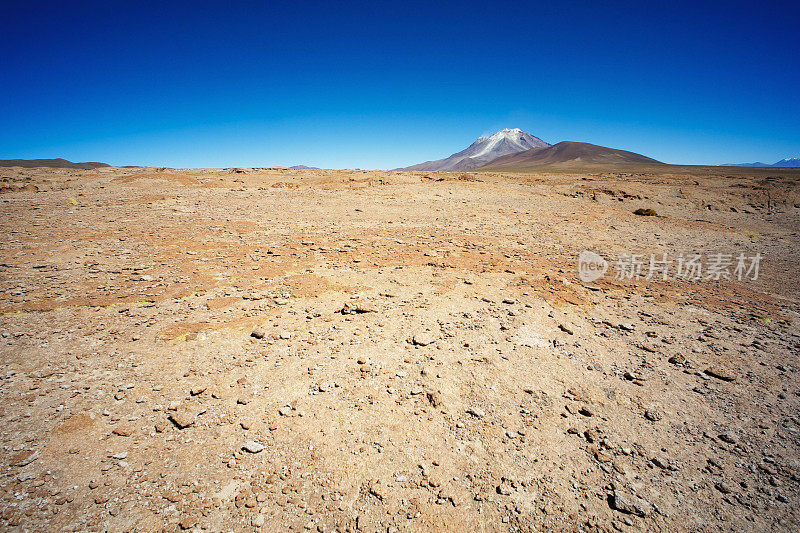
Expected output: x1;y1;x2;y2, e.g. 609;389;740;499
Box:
578;250;607;282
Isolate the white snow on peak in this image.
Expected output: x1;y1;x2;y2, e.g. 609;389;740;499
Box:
401;127;549;171
468;128;544;159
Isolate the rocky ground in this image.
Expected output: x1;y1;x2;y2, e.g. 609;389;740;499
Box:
1;165;799;531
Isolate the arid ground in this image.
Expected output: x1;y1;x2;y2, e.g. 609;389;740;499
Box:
1;165;799;531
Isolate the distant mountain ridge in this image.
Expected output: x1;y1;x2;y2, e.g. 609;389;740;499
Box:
398;128;550;171
723;157;800;167
0;158;111;169
478;141;663;170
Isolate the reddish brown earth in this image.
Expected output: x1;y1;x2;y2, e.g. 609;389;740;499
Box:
1;166;799;531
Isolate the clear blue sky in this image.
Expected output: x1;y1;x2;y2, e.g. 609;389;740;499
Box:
1;0;798;168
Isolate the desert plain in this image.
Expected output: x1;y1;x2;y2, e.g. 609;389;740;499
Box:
1;165;799;531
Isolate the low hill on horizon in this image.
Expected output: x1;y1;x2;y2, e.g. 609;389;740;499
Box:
0;158;111;169
478;141;663;170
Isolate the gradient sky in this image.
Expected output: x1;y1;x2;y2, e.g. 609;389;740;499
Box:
2;0;798;169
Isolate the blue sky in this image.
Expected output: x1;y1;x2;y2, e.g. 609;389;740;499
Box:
1;0;798;168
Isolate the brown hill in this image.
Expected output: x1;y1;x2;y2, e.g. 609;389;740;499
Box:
479;141;662;170
0;158;111;169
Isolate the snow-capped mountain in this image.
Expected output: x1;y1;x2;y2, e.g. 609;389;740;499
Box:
772;157;800;167
399;128;550;171
724;157;800;167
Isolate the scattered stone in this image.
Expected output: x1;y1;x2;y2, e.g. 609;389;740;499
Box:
368;480;387;501
668;354;686;365
179;515;199;530
112;424;135;437
9;449;39;467
242;441;265;453
715;481;733;494
427;390;442;408
718;432;738;444
633;208;658;216
651;455;671;470
609;489;651;517
251;329;266;339
467;407;485;418
413;332;436;346
163;490;181;503
341;301;376;314
168;405;204;429
190;385;207;396
644;409;662;422
705;366;737;382
496;477;515;495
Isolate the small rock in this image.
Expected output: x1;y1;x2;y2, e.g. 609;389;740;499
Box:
644;409;662;422
341;301;376;314
168;405;204;429
242;441;265;453
412;332;436;346
467;407;485;418
705;366;736;382
668;354;686;365
251;329;265;339
715;481;733;494
651;455;671;470
112;424;135;437
609;489;651;517
427;390;442;408
9;449;39;467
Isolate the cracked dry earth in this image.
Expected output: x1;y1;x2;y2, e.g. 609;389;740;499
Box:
1;165;799;532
